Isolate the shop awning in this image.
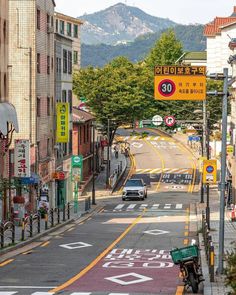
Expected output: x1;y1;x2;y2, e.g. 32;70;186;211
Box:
0;102;19;135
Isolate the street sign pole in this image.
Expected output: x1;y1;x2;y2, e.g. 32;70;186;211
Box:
218;68;229;274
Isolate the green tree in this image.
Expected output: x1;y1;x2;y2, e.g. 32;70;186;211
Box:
73;57;155;142
145;29;183;69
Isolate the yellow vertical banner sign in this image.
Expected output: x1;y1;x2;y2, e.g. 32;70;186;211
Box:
56;102;69;143
203;159;217;184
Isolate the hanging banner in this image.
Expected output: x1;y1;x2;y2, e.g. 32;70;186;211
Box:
56;102;69;143
71;155;83;182
14;139;30;177
203;159;217;184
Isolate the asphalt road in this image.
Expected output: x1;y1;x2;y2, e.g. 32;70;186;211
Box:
0;128;202;295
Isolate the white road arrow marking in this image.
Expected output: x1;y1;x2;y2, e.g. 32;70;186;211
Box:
105;272;153;285
59;242;92;250
144;229;170;236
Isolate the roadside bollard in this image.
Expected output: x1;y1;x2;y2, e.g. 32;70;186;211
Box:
29;215;33;237
67;203;70;220
0;223;4;248
21;218;25;241
209;243;215;282
63;204;66;221
50;209;54;227
45;213;48;230
37;214;40;233
12;222;15;244
57;208;60;224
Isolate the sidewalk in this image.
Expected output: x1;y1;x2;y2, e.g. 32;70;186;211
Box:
174;132;235;294
84;148;127;198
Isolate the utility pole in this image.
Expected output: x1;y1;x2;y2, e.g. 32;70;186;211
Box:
106;118;110;188
218;68;229;274
92;123;96;205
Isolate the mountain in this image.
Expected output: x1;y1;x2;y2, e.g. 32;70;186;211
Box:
81;24;206;68
79;3;176;45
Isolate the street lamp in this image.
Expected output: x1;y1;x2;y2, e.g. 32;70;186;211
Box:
92;122;96;205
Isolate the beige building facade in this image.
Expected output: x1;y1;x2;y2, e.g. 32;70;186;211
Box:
54;12;83;107
9;0;56;212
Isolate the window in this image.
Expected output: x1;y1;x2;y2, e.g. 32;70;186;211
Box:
73;51;78;65
47;56;50;74
55;19;58;32
79;126;82;144
3;20;6;42
68;90;72;113
37;97;40;117
87;124;89;143
84;125;86;144
62;90;67;102
47;14;50;25
63;50;67;73
68;51;72;74
59;20;64;34
37;53;40;73
4;74;7;98
51;16;54;28
37;9;40;30
67;23;72;36
37;141;41;160
47;138;50;157
51;57;54;71
74;24;78;38
47;96;50;116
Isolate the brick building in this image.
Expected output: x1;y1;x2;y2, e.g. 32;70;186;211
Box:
72;108;94;182
8;0;55;213
0;0;19;220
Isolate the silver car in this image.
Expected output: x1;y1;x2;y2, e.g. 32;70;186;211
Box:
122;179;147;201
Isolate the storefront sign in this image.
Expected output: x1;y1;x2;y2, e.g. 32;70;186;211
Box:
71;155;83;182
56;102;69;143
52;171;66;180
14;139;30;177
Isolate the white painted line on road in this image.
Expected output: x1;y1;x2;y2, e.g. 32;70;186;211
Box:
126;204;137;210
0;287;56;289
0;292;17;295
31;293;55;295
139;204;148;209
109;293;130;295
105;272;153;285
71;293;91;295
164;204;171;209
114;204;125;211
176;204;183;209
59;242;92;250
144;229;170;236
150;204;160;210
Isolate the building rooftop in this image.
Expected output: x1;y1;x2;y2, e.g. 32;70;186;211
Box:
55;11;84;25
204;7;236;36
183;51;207;61
72;107;94;123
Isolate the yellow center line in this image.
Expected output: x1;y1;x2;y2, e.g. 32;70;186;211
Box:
175;285;184;295
40;241;50;247
0;259;14;266
49;210;146;293
144;139;165;191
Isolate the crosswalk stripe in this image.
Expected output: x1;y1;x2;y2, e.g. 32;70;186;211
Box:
71;293;92;295
109;294;130;295
126;204;137;210
164;204;171;209
0;292;18;295
31;293;55;295
176;204;183;209
114;204;125;210
139;204;148;210
150;204;160;210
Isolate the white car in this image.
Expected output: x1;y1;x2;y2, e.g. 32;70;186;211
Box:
122;178;147;201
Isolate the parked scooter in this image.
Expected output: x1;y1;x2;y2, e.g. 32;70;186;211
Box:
170;244;204;293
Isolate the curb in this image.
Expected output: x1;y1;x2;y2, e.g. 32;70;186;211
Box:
0;205;102;261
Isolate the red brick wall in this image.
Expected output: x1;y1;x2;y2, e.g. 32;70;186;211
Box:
72;122;92;157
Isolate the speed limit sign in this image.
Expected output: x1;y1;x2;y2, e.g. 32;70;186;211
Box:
158;79;176;97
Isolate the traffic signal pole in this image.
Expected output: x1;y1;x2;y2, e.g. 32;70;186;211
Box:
218;68;229;274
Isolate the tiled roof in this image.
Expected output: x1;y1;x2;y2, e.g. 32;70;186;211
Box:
183;51;207;60
204;17;236;36
72;107;95;123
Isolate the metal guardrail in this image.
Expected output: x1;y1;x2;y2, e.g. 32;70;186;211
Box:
0;200;92;249
202;212;215;282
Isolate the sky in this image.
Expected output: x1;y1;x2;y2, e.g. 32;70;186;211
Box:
55;0;236;25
